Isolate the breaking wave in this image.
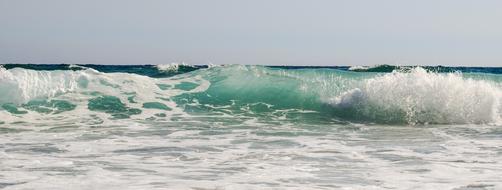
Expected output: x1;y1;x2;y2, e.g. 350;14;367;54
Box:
328;68;502;124
0;65;501;125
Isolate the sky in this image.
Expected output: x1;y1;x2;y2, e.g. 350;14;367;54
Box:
1;0;502;66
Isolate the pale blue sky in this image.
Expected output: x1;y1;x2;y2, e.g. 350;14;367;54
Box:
1;0;501;66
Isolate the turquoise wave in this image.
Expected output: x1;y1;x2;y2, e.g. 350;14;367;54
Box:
1;64;501;125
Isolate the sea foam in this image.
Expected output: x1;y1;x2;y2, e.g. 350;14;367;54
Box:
0;67;86;104
328;68;502;124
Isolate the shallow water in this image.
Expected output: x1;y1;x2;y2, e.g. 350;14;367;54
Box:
1;64;501;189
2;121;502;189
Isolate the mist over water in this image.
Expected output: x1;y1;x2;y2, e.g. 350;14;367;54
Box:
1;64;502;189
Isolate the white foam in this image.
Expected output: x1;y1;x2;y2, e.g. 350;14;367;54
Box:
328;68;502;124
0;68;84;104
155;62;190;72
348;65;369;71
0;67;208;124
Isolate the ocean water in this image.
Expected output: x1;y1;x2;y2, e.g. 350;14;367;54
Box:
1;64;501;190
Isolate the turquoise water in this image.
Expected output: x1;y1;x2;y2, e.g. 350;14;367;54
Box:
1;64;502;189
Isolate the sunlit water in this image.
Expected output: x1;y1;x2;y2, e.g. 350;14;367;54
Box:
1;64;501;189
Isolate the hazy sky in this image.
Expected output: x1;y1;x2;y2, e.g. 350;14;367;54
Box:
1;0;502;66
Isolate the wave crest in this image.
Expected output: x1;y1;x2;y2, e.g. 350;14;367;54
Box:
156;62;199;72
0;67;87;104
328;68;502;124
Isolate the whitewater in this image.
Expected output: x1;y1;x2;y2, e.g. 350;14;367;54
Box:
1;64;502;189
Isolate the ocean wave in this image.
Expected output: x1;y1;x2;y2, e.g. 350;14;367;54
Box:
327;68;502;124
0;67;86;104
169;65;502;124
1;65;501;125
348;64;502;74
156;62;191;71
348;64;399;72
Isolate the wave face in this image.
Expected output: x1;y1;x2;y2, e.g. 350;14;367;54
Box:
1;64;501;125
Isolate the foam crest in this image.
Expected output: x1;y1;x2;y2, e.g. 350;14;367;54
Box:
156;62;193;71
0;67;86;104
328;68;502;124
